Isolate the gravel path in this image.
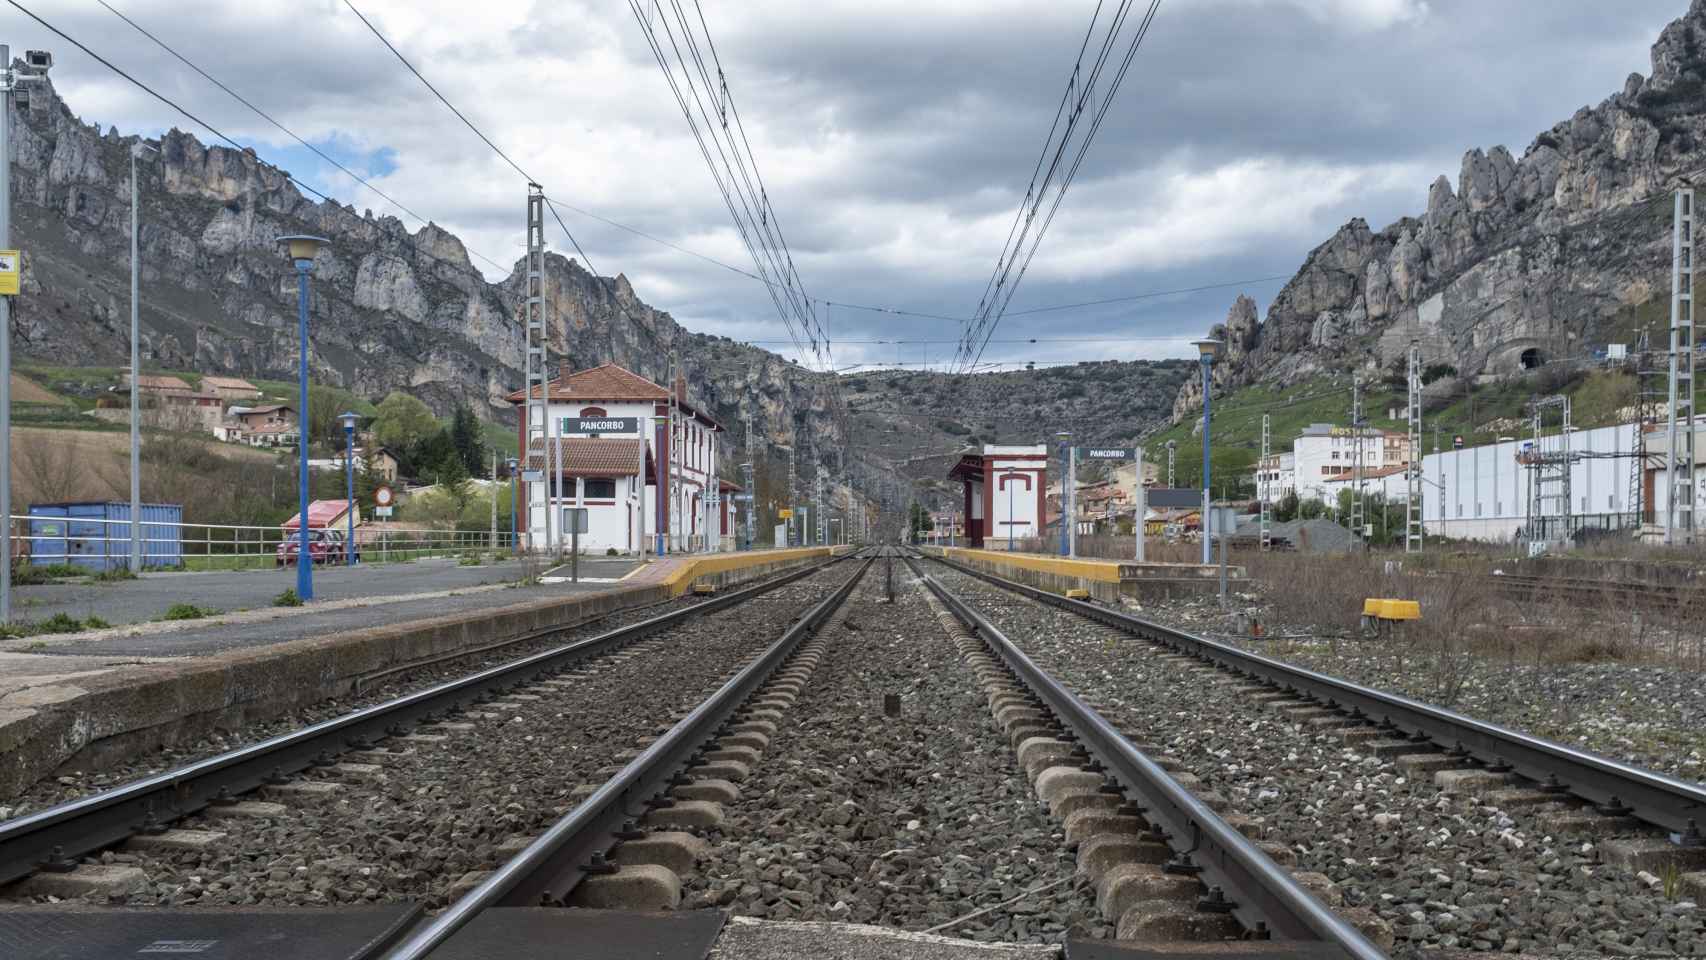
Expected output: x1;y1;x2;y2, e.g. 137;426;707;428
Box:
683;564;1106;944
1;564;862;910
929;563;1705;958
1155;593;1706;786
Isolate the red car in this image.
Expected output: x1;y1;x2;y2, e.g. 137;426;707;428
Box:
276;529;358;566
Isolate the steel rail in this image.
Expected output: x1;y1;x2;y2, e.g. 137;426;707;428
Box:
928;553;1706;840
0;556;850;886
910;561;1387;958
385;554;874;959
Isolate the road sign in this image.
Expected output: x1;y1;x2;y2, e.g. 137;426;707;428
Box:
1080;447;1136;460
0;250;19;296
373;484;395;507
731;493;753;502
521;470;544;483
779;508;794;519
374;505;394;518
562;416;639;434
564;508;589;534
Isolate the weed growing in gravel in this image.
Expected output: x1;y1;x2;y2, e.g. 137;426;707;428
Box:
272;589;303;607
93;567;139;583
1661;862;1683;901
84;615;110;629
458;553;484;566
162;603;217;621
11;562;88;585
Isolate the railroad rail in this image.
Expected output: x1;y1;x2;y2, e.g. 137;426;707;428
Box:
1482;572;1693;614
925;552;1706;842
907;556;1386;958
0;555;853;888
383;552;876;958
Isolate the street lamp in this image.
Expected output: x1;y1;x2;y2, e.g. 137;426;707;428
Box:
1055;430;1072;557
1193;338;1223;565
652;414;668;556
339;411;359;566
128;141;157;574
506;456;520;554
276;234;329;601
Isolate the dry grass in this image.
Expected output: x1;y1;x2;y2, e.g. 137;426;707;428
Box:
10;375;67;406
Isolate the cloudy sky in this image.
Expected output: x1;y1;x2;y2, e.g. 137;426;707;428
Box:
7;0;1689;372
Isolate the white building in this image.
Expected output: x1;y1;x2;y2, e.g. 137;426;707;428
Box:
506;363;731;555
1290;423;1411;504
1255;451;1295;503
948;444;1048;549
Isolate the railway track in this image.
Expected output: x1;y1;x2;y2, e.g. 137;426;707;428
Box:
1483;571;1695;614
921;550;1706;954
0;557;867;941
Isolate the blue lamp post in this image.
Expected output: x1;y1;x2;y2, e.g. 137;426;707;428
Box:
1193;338;1222;565
506;456;519;554
276;234;328;601
1055;430;1071;556
339;411;359;566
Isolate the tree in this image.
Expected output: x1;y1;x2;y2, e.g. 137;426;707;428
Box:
449;403;487;477
434;452;474;516
305;384;370;448
907;502;933;542
372;392;439;456
1272;490;1300;523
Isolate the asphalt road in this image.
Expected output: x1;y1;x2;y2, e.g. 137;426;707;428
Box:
12;556;642;629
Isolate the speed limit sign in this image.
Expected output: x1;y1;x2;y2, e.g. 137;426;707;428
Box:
374;485;395;508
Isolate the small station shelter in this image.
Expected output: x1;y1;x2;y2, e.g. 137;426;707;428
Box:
947;444;1047;549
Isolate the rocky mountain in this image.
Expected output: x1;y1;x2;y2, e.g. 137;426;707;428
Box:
1175;0;1706;421
7;68;1188;505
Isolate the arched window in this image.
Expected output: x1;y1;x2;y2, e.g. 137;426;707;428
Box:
579;406;607;417
997;473;1032;491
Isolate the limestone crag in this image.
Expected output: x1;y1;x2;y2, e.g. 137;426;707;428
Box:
1175;0;1706;418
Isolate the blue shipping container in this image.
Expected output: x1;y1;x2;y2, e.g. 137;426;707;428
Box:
27;502;184;571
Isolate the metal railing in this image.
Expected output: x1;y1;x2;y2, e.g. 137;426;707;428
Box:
8;513;518;572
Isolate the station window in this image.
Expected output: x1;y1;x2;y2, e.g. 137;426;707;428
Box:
585;478;617;499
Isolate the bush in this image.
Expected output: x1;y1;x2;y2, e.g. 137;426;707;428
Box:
12;563;88;585
458;552;485;566
162;603;216;621
94;567;139;582
84;615;110;629
606;548;619;556
33;612;86;634
272;589;303;607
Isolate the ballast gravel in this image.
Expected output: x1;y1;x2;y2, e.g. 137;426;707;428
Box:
931;565;1704;958
683;565;1107;944
2;567;862;910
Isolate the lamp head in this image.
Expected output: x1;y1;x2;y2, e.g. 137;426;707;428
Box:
506;456;519;470
338;410;360;431
1192;338;1223;362
130;142;158;160
274;234;330;262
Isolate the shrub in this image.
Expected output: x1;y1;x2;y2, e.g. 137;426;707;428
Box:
84;615;111;629
272;589;303;608
458;552;484;566
33;613;85;634
162;603;216;621
12;563;87;585
94;567;139;582
606;548;619;556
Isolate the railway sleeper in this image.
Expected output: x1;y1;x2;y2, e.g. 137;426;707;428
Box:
919;591;1397;950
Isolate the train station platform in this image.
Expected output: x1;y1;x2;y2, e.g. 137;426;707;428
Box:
0;546;846;801
917;547;1242;604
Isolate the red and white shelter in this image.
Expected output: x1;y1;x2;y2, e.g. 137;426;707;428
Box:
947;444;1047;549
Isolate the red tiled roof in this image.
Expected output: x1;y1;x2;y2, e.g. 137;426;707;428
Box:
283;499;355;529
505;363;725;431
203;376;260;391
129;374;192;391
505;363;669;404
524;437;646;477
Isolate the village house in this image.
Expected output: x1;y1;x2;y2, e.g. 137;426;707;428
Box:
215;403;298;447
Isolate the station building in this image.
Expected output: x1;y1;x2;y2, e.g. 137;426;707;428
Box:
506;363;729;555
947;444;1048;548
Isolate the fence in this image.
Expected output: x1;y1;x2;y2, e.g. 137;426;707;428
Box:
10;514;518;571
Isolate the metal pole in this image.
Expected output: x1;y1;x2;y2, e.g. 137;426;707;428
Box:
654;416;666;557
129;146;143;573
295;261;313;601
1067;443;1078;558
1007;471;1014;551
1201;355;1213;565
1134;446;1146;562
344;422;355;565
0;45;12;620
510;473;517;554
1057;436;1070;557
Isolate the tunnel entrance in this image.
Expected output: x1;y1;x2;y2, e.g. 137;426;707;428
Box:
1520;347;1543;370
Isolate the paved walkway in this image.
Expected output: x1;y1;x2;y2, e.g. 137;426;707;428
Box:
11;556;642;628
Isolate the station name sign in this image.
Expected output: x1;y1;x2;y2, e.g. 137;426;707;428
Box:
563;417;639;434
1079;447;1136;461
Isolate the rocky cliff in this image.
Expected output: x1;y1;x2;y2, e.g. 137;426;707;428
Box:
1175;0;1706;421
8;70;1187;502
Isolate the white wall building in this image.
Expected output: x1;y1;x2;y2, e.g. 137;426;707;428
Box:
1255;452;1295;503
507;363;729;555
1290;423;1411;505
949;444;1048;549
